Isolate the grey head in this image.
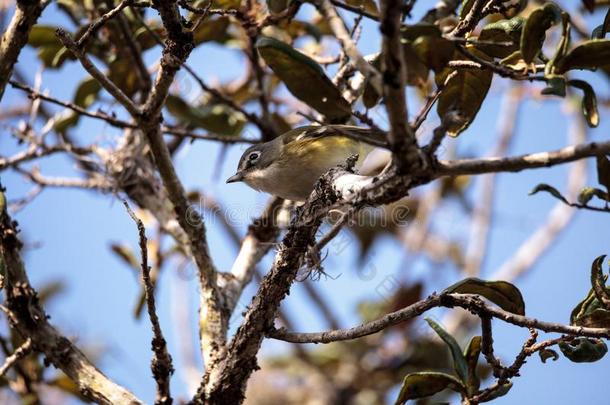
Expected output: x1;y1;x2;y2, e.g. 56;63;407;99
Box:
226;140;279;184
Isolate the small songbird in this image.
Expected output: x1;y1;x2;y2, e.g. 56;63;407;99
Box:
226;125;385;201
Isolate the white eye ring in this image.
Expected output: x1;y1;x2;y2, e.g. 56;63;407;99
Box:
248;151;260;161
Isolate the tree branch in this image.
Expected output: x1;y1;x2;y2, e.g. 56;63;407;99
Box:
0;187;144;405
436;140;610;177
268;293;610;344
0;0;49;102
379;0;420;172
0;338;32;378
124;202;173;405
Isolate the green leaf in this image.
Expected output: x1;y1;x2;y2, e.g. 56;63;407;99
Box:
594;7;610;38
267;0;290;13
570;257;610;328
412;36;455;72
109;243;141;271
568;80;599;127
345;0;378;15
443;277;525;315
166;95;246;137
484;381;513;401
539;348;559;363
53;76;101;134
401;23;442;41
477;17;525;58
556;39;610;73
559;338;608;363
463;336;481;394
520;2;562;63
577;187;602;205
436;49;493;136
425;318;469;384
28;25;73;69
541;75;566;97
596;155;610;194
395;372;466;405
362;55;382;108
590;255;610;308
28;25;62;47
193;17;231;45
545;13;571;76
256;37;350;122
529;183;569;204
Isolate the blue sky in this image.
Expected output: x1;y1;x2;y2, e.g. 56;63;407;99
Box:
1;1;610;404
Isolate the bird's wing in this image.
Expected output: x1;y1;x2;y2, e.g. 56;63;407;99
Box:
286;125;388;148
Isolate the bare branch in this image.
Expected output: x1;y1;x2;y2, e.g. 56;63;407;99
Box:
0;338;32;378
76;0;136;49
268;293;610;344
9;80;136;129
124;202;173;405
56;29;141;116
315;0;383;95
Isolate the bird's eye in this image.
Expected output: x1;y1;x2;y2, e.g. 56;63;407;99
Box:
248;151;260;161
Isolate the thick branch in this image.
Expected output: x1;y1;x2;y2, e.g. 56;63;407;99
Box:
436;140;610;177
0;0;48;102
0;188;144;405
379;0;419;172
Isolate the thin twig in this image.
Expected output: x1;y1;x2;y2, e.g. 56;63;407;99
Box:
268;293;610;344
0;338;33;378
123;202;173;405
56;29;141;116
76;0;136;49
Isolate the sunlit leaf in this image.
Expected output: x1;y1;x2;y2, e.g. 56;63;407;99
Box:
484;381;513;400
53;76;101;134
529;183;569;204
520;2;562;63
596;155;610;193
267;0;290;13
541;74;566;97
395;372;466;404
443;277;525;315
28;25;62;47
108;59;140;97
570;257;610;328
559;338;608;363
412;36;455;72
556;39;610;73
425;318;469;384
463;335;481;394
577;187;608;205
477;17;524;58
166;95;246;136
401;23;442;41
539;348;559;363
436;49;493;136
567;80;599;127
110;243;141;271
193;17;231;44
590;254;610;306
256;37;350;122
345;0;378;16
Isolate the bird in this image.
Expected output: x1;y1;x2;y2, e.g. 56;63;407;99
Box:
226;124;386;201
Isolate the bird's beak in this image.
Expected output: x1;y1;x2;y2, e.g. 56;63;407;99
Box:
226;172;244;184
